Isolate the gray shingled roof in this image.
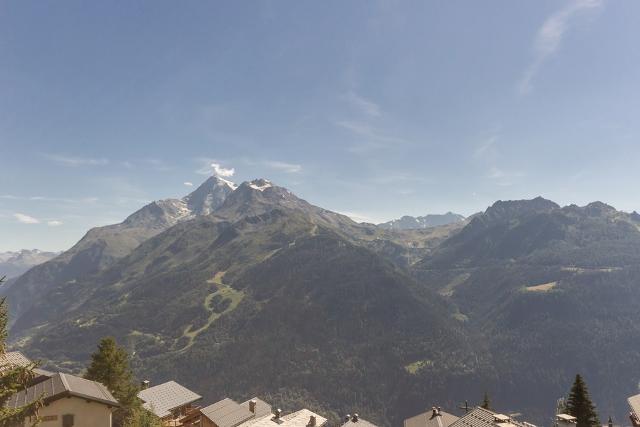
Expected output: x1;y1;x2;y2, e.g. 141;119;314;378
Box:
138;381;202;419
404;409;459;427
5;372;119;409
629;394;640;420
201;398;255;427
241;397;272;419
449;408;529;427
0;351;32;372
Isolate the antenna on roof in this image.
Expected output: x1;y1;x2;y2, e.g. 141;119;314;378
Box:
458;401;469;414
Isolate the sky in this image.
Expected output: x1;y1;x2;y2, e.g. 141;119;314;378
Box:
1;0;639;251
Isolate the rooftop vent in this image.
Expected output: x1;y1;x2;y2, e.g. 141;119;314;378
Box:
249;400;257;414
141;380;150;390
352;414;359;422
494;414;511;424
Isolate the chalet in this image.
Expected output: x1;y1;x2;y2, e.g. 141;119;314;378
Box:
404;406;458;427
5;372;119;427
342;413;379;427
446;407;537;427
138;380;202;426
198;397;326;427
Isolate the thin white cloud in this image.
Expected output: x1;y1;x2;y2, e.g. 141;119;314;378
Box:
344;91;381;117
184;182;194;187
144;158;173;171
47;220;63;227
488;167;526;186
263;161;302;174
518;0;603;95
335;120;410;153
211;162;235;177
14;213;40;224
194;158;236;177
44;153;109;167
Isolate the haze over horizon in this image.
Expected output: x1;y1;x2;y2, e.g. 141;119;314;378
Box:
2;0;640;251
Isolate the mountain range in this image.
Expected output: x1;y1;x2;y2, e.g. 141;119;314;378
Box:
4;176;640;426
0;249;59;279
379;212;466;230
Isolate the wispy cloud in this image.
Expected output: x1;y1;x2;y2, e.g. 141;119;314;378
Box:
44;153;109;167
13;213;39;224
183;182;194;187
262;160;302;174
144;158;173;171
344;91;381;117
1;195;99;204
518;0;603;95
195;158;235;177
47;220;63;227
335;120;411;153
487;167;526;186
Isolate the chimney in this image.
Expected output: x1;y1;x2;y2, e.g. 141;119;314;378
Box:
608;416;613;427
275;409;282;420
141;380;150;390
309;415;317;427
432;407;438;417
437;407;442;416
249;400;257;414
352;414;359;422
345;415;351;423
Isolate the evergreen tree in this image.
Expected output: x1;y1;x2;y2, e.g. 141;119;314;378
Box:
481;392;491;410
123;406;163;427
0;289;41;426
85;337;141;427
566;374;600;427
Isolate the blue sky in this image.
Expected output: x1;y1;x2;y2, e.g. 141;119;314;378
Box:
1;0;639;251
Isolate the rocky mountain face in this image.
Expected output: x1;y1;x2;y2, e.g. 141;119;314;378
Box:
2;176;235;323
7;182;640;426
379;212;466;230
0;249;59;279
8;179;484;426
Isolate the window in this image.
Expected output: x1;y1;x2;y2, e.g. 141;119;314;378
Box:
62;414;74;427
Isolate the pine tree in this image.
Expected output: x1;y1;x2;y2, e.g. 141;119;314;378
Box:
566;374;600;427
85;337;141;427
481;392;491;410
0;289;41;426
123;406;163;427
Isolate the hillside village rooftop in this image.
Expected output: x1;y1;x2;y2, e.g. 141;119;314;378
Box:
138;380;202;420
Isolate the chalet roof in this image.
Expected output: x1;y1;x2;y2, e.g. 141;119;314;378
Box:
629;395;640;420
404;408;459;427
138;381;202;419
201;398;255;427
240;397;273;419
5;372;119;409
448;408;531;427
342;415;378;427
281;408;328;427
0;351;32;371
237;408;327;427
